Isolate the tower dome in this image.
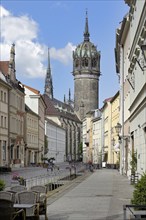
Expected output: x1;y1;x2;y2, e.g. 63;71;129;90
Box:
73;11;101;120
73;12;100;77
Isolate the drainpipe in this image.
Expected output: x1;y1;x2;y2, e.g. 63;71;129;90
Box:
120;44;125;175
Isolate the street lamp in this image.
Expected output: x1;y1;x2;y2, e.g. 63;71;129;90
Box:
115;122;122;134
115;123;130;142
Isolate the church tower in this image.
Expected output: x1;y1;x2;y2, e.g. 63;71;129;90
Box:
44;48;53;99
73;12;101;120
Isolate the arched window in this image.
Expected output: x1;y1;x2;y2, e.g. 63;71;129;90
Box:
92;58;97;67
75;59;79;67
82;59;85;67
85;58;88;67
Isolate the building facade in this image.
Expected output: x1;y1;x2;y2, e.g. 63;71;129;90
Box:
24;85;46;163
0;71;11;167
0;44;25;168
43;49;82;162
24;105;39;166
45;118;65;163
115;0;146;176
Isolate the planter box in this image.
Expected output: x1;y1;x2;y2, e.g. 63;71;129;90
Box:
13;159;21;164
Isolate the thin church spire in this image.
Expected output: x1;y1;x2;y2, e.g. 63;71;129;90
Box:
84;9;90;42
44;48;53;99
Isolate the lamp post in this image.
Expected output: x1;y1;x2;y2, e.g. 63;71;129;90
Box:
115;122;130;174
115;122;123;174
111;138;115;165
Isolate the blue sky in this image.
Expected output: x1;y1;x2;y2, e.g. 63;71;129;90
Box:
0;0;129;108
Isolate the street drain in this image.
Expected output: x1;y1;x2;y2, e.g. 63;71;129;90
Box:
95;194;113;197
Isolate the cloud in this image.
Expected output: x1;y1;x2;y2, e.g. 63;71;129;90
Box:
50;43;76;65
0;5;10;17
0;5;75;79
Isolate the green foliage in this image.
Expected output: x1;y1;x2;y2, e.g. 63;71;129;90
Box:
0;179;5;191
130;151;137;174
131;173;146;206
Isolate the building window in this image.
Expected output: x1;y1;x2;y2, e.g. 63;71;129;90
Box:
1;91;3;101
4;117;6;128
16;146;19;159
4;92;6;103
3;141;6;161
92;58;97;67
10;145;14;159
1;116;3;127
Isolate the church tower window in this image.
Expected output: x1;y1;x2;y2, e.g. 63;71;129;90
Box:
92;58;97;67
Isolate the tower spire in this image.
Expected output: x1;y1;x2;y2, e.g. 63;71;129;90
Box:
44;48;53;99
84;10;90;42
9;43;16;81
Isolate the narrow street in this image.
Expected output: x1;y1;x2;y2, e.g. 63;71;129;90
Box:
46;169;134;220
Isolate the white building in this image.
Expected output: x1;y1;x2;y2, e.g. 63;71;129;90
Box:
45;118;65;163
24;85;46;163
92;110;102;166
115;0;146;176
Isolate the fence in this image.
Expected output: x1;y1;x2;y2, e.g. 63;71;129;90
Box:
123;204;146;219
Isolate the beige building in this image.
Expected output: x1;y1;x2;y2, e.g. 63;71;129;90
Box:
115;0;146;176
102;97;112;165
0;71;11;166
24;104;39;166
82;109;102;166
101;92;120;167
0;44;25;168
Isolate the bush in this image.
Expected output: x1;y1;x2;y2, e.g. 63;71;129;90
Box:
131;173;146;206
0;179;5;191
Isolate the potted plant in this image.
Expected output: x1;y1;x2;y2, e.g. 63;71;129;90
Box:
131;172;146;218
130;151;137;184
0;179;5;191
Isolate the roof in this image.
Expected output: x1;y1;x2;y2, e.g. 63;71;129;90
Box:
45;118;65;130
103;97;113;104
23;84;40;95
43;94;81;123
25;104;39;118
0;61;24;93
0;71;7;83
110;91;119;103
0;61;9;75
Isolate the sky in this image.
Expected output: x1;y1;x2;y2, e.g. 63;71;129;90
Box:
0;0;129;108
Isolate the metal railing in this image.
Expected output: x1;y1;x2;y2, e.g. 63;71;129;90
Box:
123;204;146;219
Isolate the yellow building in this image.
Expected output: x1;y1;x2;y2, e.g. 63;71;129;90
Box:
110;91;120;166
102;92;120;167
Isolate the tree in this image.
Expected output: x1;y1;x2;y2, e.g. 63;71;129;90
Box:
131;173;146;208
130;151;137;174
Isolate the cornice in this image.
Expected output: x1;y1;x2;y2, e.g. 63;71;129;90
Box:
128;2;146;62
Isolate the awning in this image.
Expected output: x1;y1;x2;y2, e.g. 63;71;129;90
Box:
114;143;120;152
